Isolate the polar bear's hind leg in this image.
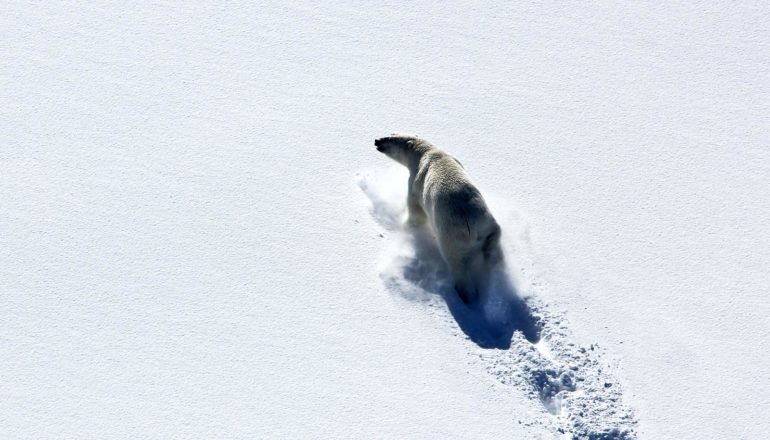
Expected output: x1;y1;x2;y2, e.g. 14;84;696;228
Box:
442;223;502;304
439;239;481;304
482;222;503;268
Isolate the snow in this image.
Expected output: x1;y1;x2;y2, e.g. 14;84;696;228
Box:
2;1;769;438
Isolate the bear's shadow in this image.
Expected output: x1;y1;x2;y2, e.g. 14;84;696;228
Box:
359;174;541;349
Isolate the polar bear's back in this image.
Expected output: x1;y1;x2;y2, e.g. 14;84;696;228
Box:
418;151;498;244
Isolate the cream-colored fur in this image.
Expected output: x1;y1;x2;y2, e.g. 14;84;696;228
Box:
375;134;502;303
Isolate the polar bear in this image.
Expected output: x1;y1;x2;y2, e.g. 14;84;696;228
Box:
375;134;502;303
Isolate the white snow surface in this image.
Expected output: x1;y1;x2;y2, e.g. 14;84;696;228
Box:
3;2;770;439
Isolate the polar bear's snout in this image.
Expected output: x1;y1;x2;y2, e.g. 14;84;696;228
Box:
374;138;385;152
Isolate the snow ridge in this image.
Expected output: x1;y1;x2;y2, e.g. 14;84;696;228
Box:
358;168;637;439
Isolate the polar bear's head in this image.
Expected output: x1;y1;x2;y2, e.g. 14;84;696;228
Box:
374;134;430;166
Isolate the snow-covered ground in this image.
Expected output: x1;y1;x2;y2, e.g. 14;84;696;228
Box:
3;2;769;438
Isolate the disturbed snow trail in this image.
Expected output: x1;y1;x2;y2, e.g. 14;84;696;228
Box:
358;168;637;439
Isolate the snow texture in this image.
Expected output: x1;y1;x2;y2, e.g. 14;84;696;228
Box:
3;1;770;439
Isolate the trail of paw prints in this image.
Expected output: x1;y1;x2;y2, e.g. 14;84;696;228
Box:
478;300;638;439
357;170;637;438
